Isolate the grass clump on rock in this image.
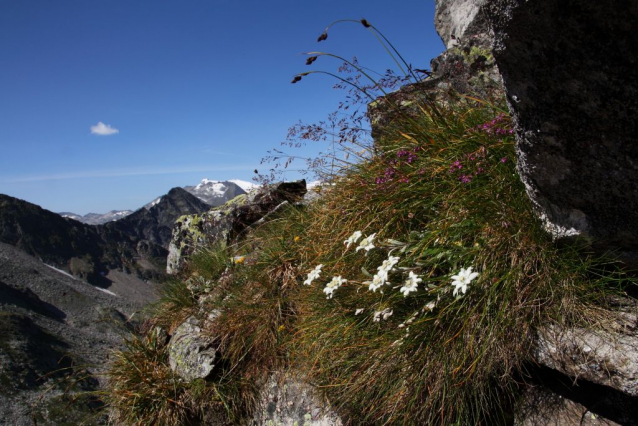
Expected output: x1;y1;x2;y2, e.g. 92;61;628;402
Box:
106;20;635;425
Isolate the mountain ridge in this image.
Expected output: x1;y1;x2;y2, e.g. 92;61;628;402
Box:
59;178;257;224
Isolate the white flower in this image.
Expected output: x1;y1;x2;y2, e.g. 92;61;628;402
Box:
373;308;393;322
377;255;400;275
355;308;364;315
303;264;323;286
323;276;346;299
364;274;387;293
344;231;362;248
399;271;422;297
355;233;377;253
450;266;479;296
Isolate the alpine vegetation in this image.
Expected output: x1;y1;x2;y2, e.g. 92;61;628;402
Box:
107;17;636;426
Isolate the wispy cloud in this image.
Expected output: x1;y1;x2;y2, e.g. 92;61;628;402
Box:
201;148;241;157
90;121;119;136
0;165;253;183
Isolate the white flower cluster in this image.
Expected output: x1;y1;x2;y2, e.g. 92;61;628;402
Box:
365;254;400;293
344;230;376;254
305;230;481;309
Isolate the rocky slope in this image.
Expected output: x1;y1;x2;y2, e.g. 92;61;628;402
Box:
0;241;152;425
0;193;137;284
0;186;216;424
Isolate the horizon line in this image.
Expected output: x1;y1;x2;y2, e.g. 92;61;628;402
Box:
0;164;255;183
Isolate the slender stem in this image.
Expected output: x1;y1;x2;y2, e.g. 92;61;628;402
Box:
306;52;391;98
298;70;377;102
368;24;421;83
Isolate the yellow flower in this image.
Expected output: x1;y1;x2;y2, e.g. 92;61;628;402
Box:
233;256;246;264
278;325;286;332
294;236;300;243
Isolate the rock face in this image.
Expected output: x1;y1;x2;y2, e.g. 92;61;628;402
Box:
252;374;343;426
435;0;489;48
167;180;307;275
368;0;501;141
168;315;220;381
535;315;638;398
485;0;638;256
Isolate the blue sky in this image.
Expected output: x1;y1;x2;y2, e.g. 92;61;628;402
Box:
0;0;443;214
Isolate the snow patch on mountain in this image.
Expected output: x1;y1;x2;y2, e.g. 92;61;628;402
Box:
94;286;118;297
228;179;258;192
44;263;76;279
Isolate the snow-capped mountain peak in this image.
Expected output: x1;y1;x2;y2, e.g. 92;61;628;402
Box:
194;179;228;196
183;178;248;207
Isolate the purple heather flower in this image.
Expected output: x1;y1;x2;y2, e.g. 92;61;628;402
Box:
450;160;462;171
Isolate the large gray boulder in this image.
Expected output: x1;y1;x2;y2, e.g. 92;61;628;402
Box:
435;0;489;48
168;314;220;381
535;312;638;398
485;0;638;258
252;374;342;426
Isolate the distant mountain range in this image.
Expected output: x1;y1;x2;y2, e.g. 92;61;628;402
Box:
0;186;211;285
60;178;257;224
0;178;259;284
0;178;256;423
59;210;134;225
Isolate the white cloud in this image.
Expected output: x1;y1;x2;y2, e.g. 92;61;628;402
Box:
90;121;119;136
